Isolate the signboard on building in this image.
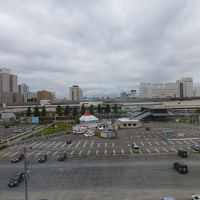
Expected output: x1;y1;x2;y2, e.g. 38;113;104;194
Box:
32;117;39;124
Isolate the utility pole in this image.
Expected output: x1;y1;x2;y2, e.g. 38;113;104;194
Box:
24;147;28;200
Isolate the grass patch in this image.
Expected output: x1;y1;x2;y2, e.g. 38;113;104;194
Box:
35;123;72;136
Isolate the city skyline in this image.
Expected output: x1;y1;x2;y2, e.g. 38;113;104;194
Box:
0;1;200;97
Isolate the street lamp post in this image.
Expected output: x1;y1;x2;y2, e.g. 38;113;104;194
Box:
24;147;28;200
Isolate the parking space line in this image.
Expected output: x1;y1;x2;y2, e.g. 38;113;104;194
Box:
68;141;74;148
162;148;169;153
170;147;177;152
39;142;49;149
129;149;133;154
35;152;42;157
83;141;87;148
113;149;116;154
104;149;107;154
112;143;115;147
105;143;107;147
140;142;144;146
75;141;81;148
9;145;18;150
87;150;90;155
3;151;12;156
97;143;100;148
70;151;74;155
146;148;151;153
17;145;25;150
96;150;99;155
33;142;44;148
169;141;174;145
175;141;182;145
46;142;56;149
52;151;58;156
154;148;160;153
53;142;62;148
147;142;152;146
190;140;197;144
79;150;82;155
161;141;167;145
121;149;125;154
61;143;66;149
139;149;142;153
90;141;94;148
46;151;51;155
30;141;37;146
155;141;160;146
183;141;190;144
11;151;19;156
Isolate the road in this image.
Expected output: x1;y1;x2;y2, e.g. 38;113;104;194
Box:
0;154;200;200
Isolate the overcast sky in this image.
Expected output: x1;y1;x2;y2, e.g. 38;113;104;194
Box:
0;0;200;98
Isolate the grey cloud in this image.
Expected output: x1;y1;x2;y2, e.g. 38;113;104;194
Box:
0;0;200;97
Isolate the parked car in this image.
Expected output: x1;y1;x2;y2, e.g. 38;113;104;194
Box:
38;154;48;163
173;161;188;174
11;153;24;163
4;125;9;128
14;129;22;133
66;139;73;144
178;149;187;158
84;130;94;137
191;195;200;200
58;152;67;161
145;127;150;131
191;145;200;152
8;172;24;187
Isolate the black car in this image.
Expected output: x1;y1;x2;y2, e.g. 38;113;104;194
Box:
178;149;187;158
38;154;48;163
145;127;150;131
173;161;188;174
58;152;67;161
66;139;73;144
11;153;24;163
191;145;200;152
8;172;24;187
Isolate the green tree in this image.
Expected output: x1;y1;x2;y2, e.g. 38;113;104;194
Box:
56;105;63;116
26;107;32;117
64;106;70;116
33;106;40;117
195;108;200;113
89;105;94;114
72;107;78;116
41;106;47;117
113;104;118;113
105;104;110;114
81;104;86;115
97;104;102;113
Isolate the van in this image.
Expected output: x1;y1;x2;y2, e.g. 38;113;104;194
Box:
173;161;188;174
178;149;187;158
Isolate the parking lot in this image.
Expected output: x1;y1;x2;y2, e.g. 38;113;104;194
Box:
0;122;200;159
0;155;200;200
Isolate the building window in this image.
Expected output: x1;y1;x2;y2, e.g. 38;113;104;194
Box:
123;124;127;126
128;124;131;126
133;124;136;126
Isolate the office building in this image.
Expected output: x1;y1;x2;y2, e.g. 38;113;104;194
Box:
139;77;194;99
37;90;54;102
19;83;30;102
69;85;83;102
194;87;200;97
0;68;20;105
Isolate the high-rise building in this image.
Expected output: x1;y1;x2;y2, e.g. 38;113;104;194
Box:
139;77;194;99
69;85;83;102
19;83;30;102
176;77;193;98
194;87;200;97
37;90;54;102
0;68;19;105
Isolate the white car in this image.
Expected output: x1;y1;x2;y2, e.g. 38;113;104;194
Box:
191;195;200;200
84;130;94;137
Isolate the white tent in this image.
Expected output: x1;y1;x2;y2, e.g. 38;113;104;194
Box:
79;112;99;122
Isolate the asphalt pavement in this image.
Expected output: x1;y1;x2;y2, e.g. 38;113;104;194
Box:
0;154;200;200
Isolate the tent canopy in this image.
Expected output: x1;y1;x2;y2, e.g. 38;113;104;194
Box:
79;112;99;122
